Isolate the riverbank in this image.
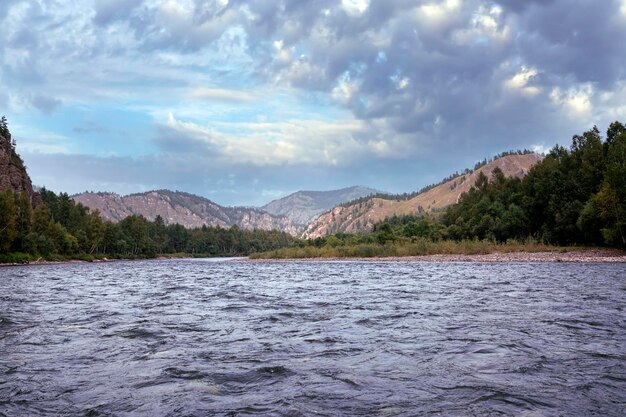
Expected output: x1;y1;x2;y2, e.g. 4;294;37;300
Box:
0;256;127;267
248;247;626;263
0;253;246;267
3;248;624;266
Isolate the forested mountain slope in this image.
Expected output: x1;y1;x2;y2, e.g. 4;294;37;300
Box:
303;153;542;238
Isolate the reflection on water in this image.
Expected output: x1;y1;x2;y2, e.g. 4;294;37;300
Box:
1;259;625;416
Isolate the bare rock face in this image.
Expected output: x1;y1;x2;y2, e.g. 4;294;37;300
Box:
70;192;133;222
302;154;543;239
261;185;380;227
73;190;299;236
0;131;41;206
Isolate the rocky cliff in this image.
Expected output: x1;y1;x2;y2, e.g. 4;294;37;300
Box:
72;190;299;235
261;185;380;227
0;127;41;206
302;154;543;238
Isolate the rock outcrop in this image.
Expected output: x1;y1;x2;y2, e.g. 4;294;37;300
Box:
72;190;299;236
302;154;543;238
0;128;41;206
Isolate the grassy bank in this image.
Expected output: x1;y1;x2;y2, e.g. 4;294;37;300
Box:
249;239;576;259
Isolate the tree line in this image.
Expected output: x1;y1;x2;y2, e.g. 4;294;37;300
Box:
267;121;625;256
375;122;624;247
0;187;295;262
442;122;625;246
2;121;624;263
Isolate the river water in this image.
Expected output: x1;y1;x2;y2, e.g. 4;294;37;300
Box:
1;259;625;416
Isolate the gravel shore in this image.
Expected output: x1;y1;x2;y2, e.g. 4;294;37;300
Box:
248;249;626;263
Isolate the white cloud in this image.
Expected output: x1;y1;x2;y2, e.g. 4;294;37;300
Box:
278;55;328;88
332;71;360;104
188;86;259;102
598;81;626;120
158;0;194;19
550;84;594;118
164;113;368;166
2;0;626;206
453;4;511;45
341;0;370;16
504;66;541;97
13;125;72;155
273;39;294;63
418;0;461;27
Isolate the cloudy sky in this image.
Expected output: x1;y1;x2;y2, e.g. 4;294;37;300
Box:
1;0;625;206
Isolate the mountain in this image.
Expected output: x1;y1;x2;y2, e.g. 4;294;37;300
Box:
72;190;299;235
0;124;41;206
261;185;380;226
302;153;543;238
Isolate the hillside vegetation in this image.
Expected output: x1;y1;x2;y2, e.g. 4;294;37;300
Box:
0;119;296;263
2;119;624;263
254;122;626;258
303;153;542;238
0;187;296;263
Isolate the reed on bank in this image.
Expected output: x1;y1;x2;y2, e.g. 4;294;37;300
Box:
248;238;575;259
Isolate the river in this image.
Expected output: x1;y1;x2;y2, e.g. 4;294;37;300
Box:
1;259;625;416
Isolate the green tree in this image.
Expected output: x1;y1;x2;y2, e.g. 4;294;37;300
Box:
375;222;395;244
32;205;53;235
119;215;154;256
150;215;169;253
577;195;603;244
101;222;119;254
84;211;105;254
49;222;78;255
23;233;55;256
166;223;189;253
13;192;33;251
0;115;10;139
598;127;626;246
0;191;17;252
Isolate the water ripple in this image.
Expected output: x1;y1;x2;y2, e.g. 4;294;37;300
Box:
0;259;624;416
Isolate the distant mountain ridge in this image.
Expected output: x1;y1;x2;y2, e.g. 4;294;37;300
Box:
71;155;542;239
261;185;380;226
302;153;543;238
72;190;299;235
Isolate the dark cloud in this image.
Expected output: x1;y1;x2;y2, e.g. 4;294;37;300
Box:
514;0;626;88
29;94;62;114
93;0;141;26
121;0;240;52
2;53;45;86
8;28;37;48
3;0;626;204
495;0;556;13
0;0;21;21
235;0;626;159
152;125;218;156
